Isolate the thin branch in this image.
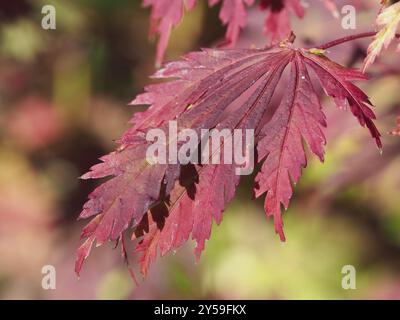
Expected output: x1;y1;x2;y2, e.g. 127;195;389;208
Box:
314;31;400;50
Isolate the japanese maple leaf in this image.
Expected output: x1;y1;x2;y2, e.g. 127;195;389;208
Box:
260;0;305;44
364;0;400;71
209;0;255;46
144;0;197;66
254;53;326;241
145;0;254;65
76;39;381;276
144;0;347;65
135;163;240;275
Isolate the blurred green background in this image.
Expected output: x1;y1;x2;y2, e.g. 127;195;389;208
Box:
0;0;400;300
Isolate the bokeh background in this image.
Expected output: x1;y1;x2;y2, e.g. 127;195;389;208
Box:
1;0;400;300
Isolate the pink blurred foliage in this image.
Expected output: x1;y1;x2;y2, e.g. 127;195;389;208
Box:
6;96;63;151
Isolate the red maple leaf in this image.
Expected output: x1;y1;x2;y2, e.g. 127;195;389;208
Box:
145;0;307;65
260;0;305;44
145;0;255;65
209;0;255;46
144;0;197;66
76;39;381;276
145;0;356;65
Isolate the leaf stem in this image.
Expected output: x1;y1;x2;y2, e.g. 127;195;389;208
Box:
315;32;400;50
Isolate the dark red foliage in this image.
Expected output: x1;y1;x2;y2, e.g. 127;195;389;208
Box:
144;0;307;65
76;39;381;276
